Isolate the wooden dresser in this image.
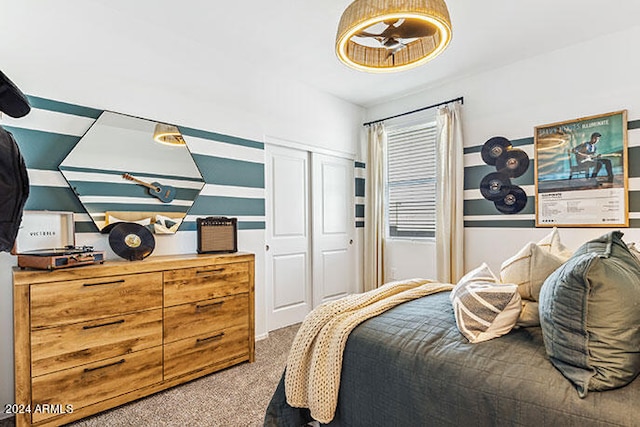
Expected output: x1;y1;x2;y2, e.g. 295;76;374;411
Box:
13;252;255;427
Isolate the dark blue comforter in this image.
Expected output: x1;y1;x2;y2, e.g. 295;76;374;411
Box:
264;292;640;426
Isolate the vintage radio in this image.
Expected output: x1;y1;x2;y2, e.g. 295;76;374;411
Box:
14;211;105;270
197;216;237;254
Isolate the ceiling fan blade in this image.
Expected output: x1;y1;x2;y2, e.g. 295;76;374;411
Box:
384;39;407;58
355;19;396;39
355;30;383;39
383;38;404;50
382;18;437;39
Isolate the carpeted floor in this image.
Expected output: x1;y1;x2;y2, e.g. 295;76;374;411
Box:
0;324;300;427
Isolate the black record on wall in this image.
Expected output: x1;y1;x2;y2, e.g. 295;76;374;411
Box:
479;172;512;201
481;136;512;166
495;148;530;178
494;185;527;214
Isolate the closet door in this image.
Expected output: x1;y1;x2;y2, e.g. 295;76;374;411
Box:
311;153;355;307
265;145;312;331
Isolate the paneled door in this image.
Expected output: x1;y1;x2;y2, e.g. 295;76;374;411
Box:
311;153;355;307
265;145;312;331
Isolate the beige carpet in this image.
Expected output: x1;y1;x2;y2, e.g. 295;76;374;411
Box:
62;323;300;427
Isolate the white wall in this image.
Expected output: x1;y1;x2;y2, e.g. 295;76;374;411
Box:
367;25;640;279
383;239;436;282
0;50;363;417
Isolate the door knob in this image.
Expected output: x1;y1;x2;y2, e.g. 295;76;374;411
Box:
265;244;270;251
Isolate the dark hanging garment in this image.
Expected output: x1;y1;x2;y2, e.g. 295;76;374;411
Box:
0;70;31;252
0;127;30;252
0;69;30;118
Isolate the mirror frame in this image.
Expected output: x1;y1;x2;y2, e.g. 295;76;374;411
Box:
58;111;205;234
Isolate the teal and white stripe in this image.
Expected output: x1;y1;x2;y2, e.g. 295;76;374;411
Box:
464;123;640;228
185;131;265;230
0;95;266;233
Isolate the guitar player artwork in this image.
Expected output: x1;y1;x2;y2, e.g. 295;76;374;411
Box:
534;110;629;227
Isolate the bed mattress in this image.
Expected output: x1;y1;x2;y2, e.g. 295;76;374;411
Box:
265;292;640;426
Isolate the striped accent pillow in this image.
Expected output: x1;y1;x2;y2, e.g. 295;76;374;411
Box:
451;263;521;343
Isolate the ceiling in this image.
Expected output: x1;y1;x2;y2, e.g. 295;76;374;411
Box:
4;1;640;108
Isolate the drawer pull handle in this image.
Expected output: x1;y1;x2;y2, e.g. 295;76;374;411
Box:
196;301;224;310
196;268;224;274
83;279;125;287
83;359;125;373
196;332;224;344
83;319;125;330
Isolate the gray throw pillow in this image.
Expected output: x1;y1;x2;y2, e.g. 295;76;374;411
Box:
539;231;640;397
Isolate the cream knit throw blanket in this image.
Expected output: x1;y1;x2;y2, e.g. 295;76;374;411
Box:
284;278;454;423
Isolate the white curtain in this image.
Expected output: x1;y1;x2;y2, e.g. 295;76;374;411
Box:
435;102;464;283
364;123;386;291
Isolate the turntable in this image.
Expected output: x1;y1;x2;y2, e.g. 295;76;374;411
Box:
17;245;105;270
15;211;106;270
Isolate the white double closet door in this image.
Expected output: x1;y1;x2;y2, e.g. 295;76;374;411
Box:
265;144;355;331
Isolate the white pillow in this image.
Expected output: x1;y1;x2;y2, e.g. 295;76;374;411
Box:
500;242;565;301
450;263;521;344
107;214;151;227
500;228;572;328
536;227;572;261
153;214;183;234
516;301;540;328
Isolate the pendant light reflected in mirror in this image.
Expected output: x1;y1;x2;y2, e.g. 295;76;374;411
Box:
153;123;186;146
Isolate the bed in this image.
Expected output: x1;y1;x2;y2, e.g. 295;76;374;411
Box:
264;230;640;427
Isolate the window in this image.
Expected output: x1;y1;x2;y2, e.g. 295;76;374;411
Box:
385;118;437;239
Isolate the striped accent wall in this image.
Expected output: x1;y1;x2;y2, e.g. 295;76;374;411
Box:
464;119;640;229
355;161;365;228
1;95;265;233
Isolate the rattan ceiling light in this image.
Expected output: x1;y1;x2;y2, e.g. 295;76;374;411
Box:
153;123;186;146
336;0;452;73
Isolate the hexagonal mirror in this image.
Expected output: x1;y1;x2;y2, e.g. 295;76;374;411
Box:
59;111;204;234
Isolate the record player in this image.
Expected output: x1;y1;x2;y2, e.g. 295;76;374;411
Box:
15;211;106;270
17;245;105;270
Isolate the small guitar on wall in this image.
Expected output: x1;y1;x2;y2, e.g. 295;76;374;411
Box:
122;173;176;203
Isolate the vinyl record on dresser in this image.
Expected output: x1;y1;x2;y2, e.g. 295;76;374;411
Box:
494;185;527;214
479;172;512;201
495;148;530;178
481;136;512;166
108;222;155;261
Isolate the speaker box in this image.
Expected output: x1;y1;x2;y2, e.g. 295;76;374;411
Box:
196;217;238;254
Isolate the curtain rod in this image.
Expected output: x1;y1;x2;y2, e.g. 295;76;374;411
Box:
363;96;464;127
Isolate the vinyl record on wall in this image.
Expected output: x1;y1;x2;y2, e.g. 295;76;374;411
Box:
108;222;155;261
479;172;512;201
495;148;530;178
481;136;512;166
494;185;527;214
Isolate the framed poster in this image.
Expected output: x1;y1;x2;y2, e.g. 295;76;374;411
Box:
534;110;628;227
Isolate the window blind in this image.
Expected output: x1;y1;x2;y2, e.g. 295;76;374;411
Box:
386;121;437;238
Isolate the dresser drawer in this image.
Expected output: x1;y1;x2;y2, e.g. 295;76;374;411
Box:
164;324;249;379
31;346;162;423
164;294;248;343
164;262;249;306
31;272;163;329
31;309;162;377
